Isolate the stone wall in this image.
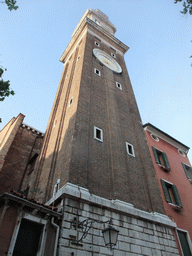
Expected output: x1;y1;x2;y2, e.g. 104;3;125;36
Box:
49;183;180;256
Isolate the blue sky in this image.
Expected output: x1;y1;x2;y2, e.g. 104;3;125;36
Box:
1;1;192;160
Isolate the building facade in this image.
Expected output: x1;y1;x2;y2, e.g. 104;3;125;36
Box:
0;113;44;195
144;123;192;256
0;9;189;256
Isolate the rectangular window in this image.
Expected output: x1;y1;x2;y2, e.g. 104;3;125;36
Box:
182;163;192;180
13;219;43;256
8;214;47;256
94;68;101;76
161;179;182;208
94;126;103;142
152;147;170;171
177;229;192;256
126;142;135;157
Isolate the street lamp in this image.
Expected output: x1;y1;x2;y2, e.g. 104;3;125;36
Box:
102;219;119;250
71;217;119;250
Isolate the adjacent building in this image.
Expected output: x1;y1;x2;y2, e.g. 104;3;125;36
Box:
0;113;44;195
144;123;192;256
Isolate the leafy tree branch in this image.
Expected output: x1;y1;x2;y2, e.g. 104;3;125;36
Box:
0;68;15;122
0;0;18;11
174;0;192;64
174;0;192;15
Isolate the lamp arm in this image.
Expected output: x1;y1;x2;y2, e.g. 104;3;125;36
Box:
75;218;112;243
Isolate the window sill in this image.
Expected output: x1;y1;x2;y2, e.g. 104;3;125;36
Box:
158;165;170;172
168;203;182;212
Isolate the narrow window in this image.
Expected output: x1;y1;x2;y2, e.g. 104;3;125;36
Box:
161;179;182;208
69;97;73;106
126;142;135;157
53;179;60;196
94;126;103;142
182;163;192;180
95;41;100;47
152;147;170;171
53;119;57;128
177;230;192;256
116;82;122;90
94;68;101;76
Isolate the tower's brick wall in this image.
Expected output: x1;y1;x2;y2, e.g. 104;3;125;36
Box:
34;18;165;215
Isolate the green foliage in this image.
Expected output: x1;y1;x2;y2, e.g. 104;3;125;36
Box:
3;0;18;11
174;1;192;65
30;187;43;194
0;68;15;102
174;0;192;15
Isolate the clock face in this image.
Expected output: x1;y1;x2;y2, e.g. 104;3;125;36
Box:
93;49;122;73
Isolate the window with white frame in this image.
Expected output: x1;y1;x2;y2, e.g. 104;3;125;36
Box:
116;81;122;90
8;214;47;256
126;142;135;157
150;133;159;141
53;179;60;196
177;229;192;256
178;149;185;157
94;126;103;142
95;41;100;47
111;52;116;58
94;68;101;76
53;119;57;128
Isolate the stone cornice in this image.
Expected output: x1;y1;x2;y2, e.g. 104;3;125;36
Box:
47;182;176;229
60;17;129;63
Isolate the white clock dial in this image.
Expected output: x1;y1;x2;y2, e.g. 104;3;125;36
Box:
93;49;122;73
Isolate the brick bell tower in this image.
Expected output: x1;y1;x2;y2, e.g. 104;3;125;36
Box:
32;9;164;214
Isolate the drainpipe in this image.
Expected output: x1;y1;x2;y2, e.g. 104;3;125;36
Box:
0;198;9;228
51;217;60;256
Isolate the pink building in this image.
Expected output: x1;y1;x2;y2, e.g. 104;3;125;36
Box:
144;123;192;256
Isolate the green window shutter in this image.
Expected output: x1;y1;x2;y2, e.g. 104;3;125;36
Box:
189;167;192;177
161;179;171;203
162;152;170;170
172;185;182;208
152;147;160;165
182;163;190;179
